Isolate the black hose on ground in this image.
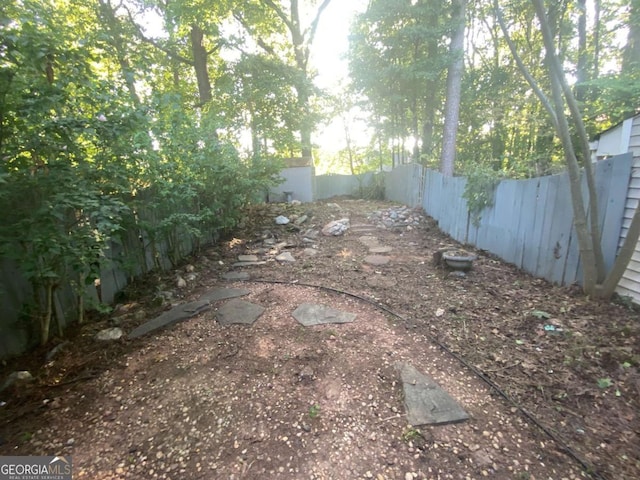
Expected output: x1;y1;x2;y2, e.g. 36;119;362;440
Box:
245;278;607;480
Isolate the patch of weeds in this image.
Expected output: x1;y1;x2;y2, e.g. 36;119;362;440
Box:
530;309;551;320
309;404;321;419
597;377;613;389
612;294;639;312
402;427;422;443
515;472;531;480
19;432;33;443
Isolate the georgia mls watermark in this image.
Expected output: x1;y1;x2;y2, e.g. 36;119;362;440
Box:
0;456;72;480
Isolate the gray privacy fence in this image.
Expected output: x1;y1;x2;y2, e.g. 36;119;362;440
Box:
315;172;376;199
0;191;220;359
385;154;633;286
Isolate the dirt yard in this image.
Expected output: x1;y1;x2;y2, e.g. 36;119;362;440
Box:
1;198;638;480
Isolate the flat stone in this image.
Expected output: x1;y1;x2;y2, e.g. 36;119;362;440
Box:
396;363;469;426
238;254;259;262
351;223;376;230
275;215;290;225
366;275;397;288
129;288;250;338
129;300;211;339
216;299;265;326
293;303;356;326
358;236;380;247
232;261;267;267
303;248;319;257
199;288;251;303
294;214;308;225
276;251;296;262
222;271;250;281
364;255;391;266
369;246;393;254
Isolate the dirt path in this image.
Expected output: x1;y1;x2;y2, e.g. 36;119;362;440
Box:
1;199;638;479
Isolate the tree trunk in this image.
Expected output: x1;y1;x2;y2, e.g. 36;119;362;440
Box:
190;24;212;106
575;0;588;102
440;0;466;177
533;0;601;294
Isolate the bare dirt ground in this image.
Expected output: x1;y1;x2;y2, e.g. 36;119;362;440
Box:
1;198;639;480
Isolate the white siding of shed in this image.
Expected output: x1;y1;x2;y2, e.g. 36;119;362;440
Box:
617;114;640;303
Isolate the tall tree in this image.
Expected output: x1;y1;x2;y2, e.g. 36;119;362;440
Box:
495;0;640;298
247;0;333;159
349;0;448;165
440;0;466;176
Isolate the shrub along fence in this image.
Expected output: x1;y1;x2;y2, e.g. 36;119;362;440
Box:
0;188;221;359
1;155;632;358
387;154;633;287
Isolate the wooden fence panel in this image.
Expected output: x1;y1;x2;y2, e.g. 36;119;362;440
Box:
600;153;633;268
407;155;633;287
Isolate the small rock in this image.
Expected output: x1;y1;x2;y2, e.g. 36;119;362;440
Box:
185;264;195;272
46;341;70;362
275;215;290;225
321;218;350;236
185;273;197;282
95;327;123;341
176;276;187;288
294;214;308;225
0;371;34;392
238;254;259;262
275;251;295;263
298;367;314;380
303;248;318;257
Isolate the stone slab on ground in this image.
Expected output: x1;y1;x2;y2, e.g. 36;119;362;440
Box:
232;261;267;267
129;300;211;339
222;271;251;281
238;254;259;262
358;235;380;248
129;288;250;338
364;255;391;266
216;299;265;326
351;224;378;233
292;303;356;326
366;275;398;288
276;251;296;262
396;363;469;426
369;246;393;254
199;288;251;303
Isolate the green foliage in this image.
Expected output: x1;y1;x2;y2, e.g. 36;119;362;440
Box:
461;163;503;227
597;377;613;389
308;404;321;419
0;0;283;348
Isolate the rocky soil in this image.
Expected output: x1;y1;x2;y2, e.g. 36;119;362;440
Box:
0;198;638;480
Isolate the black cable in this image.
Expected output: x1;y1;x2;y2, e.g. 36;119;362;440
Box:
244;277;608;480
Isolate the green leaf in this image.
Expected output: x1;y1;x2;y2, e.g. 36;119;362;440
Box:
597;378;613;389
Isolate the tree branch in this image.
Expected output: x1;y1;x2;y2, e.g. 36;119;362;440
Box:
232;12;277;57
122;4;194;66
261;0;294;32
305;0;333;48
532;0;605;282
493;0;558;130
